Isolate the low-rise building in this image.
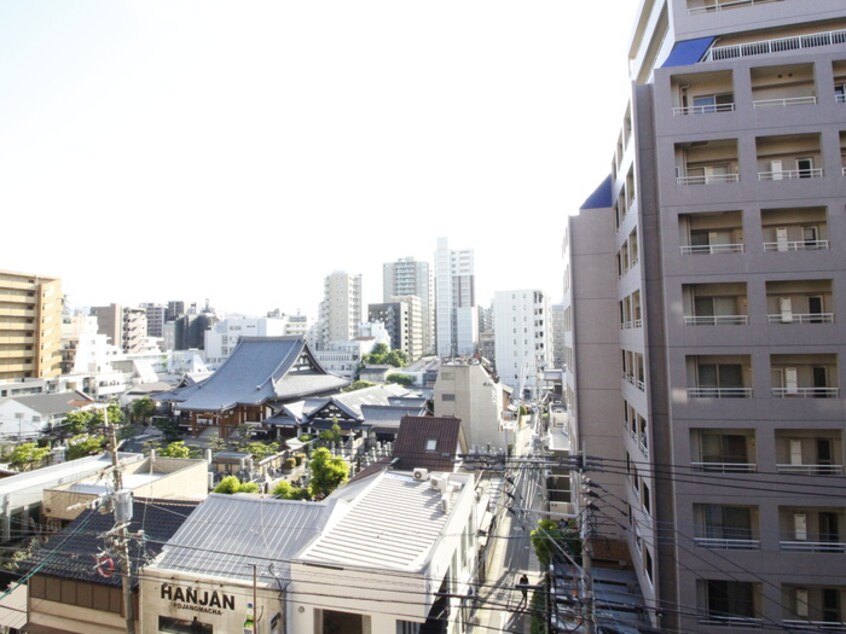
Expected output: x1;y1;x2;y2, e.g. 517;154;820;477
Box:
0;391;95;441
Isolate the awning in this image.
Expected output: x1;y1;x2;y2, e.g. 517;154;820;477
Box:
662;36;715;68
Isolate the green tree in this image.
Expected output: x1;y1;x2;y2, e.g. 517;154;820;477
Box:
272;480;309;500
308;448;348;499
213;476;260;494
318;421;343;445
158;441;191;458
383;349;408;368
246;441;279;460
131;397;156;425
387;373;414;387
89;402;124;431
530;519;565;568
63;410;93;435
67;435;106;460
8;443;51;471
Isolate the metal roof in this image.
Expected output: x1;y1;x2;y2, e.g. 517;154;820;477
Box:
299;472;453;572
153;494;332;585
392;416;466;472
0;390;94;416
159;337;348;412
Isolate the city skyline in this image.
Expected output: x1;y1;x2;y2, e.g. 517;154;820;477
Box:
1;1;636;316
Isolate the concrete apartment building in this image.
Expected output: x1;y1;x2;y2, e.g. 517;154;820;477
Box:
0;270;62;381
493;289;552;394
368;296;423;361
140;302;165;338
203;314;306;367
383;256;434;355
435;237;477;358
317;271;363;350
563;1;846;631
91;304;148;354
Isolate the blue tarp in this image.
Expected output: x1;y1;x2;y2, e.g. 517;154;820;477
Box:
580;175;613;210
662;36;715;68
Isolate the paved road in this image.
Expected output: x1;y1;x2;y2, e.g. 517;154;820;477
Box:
472;416;543;634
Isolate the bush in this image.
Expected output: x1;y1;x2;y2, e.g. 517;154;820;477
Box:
213;475;259;495
283;457;296;471
272;480;309;500
298;434;312;442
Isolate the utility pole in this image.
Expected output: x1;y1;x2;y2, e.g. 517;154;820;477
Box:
106;407;136;634
579;451;596;634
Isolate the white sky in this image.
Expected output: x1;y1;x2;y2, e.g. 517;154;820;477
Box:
1;1;637;318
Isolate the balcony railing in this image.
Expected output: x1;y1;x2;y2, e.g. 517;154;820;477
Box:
673;103;735;115
776;463;843;475
689;387;752;398
782;620;846;631
758;168;823;180
780;540;846;553
694;537;760;550
681;243;744;255
706;28;846;61
837;93;846;104
763;239;829;251
771;387;839;398
752;96;817;108
767;313;834;324
692;461;756;473
685;315;748;326
677;173;739;185
688;0;781;15
699;616;763;628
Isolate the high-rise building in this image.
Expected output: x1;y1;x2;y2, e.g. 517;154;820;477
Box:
383;257;434;355
0;269;62;381
435;237;476;357
317;271;363;350
493;290;552;395
91;304;148;354
141;303;166;338
368;296;422;362
165;301;185;323
564;2;846;631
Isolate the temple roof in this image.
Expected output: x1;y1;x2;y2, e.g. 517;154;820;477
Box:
159;337;348;412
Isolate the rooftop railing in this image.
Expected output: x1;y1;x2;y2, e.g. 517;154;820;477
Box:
706;28;846;62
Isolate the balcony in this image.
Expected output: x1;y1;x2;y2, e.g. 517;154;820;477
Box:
771;355;838;399
672;70;734;115
687;0;781;15
782;584;846;627
706;27;846;62
683;282;748;326
675;139;739;185
679;210;744;255
691;429;756;473
751;64;816;109
766;279;833;325
776;433;843;476
757;133;822;181
695;505;759;551
688;356;752;398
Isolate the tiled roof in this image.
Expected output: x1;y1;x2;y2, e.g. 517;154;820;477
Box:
392;416;466;472
299;472;453;572
158;337;348;412
153;494;331;584
24;498;198;587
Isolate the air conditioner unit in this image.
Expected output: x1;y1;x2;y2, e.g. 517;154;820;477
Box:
412;468;429;482
440;497;450;513
430;476;445;491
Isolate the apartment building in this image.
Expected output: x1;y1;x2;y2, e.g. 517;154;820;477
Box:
0;270;62;381
564;1;846;631
383;257;434;355
368;296;423;362
435;237;477;357
317;271;363;350
492;289;552;394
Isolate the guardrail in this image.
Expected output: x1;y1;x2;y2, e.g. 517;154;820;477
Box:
685;315;748;325
767;313;834;324
752;96;816;108
694;537;760;550
758;168;823;180
672;103;735;115
677;173;739;185
771;387;839;398
776;464;843;476
680;243;744;255
780;540;846;553
691;462;756;473
707;28;846;61
688;387;752;398
763;240;829;251
688;0;780;15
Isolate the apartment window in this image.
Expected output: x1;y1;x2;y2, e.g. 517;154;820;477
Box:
397;622;421;634
705;580;756;620
692;93;734;113
698;364;743;389
441;393;455;402
702;505;752;541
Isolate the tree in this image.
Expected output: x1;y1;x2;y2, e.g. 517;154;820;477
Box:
530;519;565;568
8;443;50;471
63;410;93;435
272;480;309;500
213;476;260;495
362;344;407;368
318;421;343;445
158;441;191;458
308;448;348;499
67;435;106;460
383;349;408;368
131;397;156;425
246;441;279;460
89;402;124;431
387;373;414;387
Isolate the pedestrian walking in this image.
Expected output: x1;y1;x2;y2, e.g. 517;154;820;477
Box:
516;573;530;609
